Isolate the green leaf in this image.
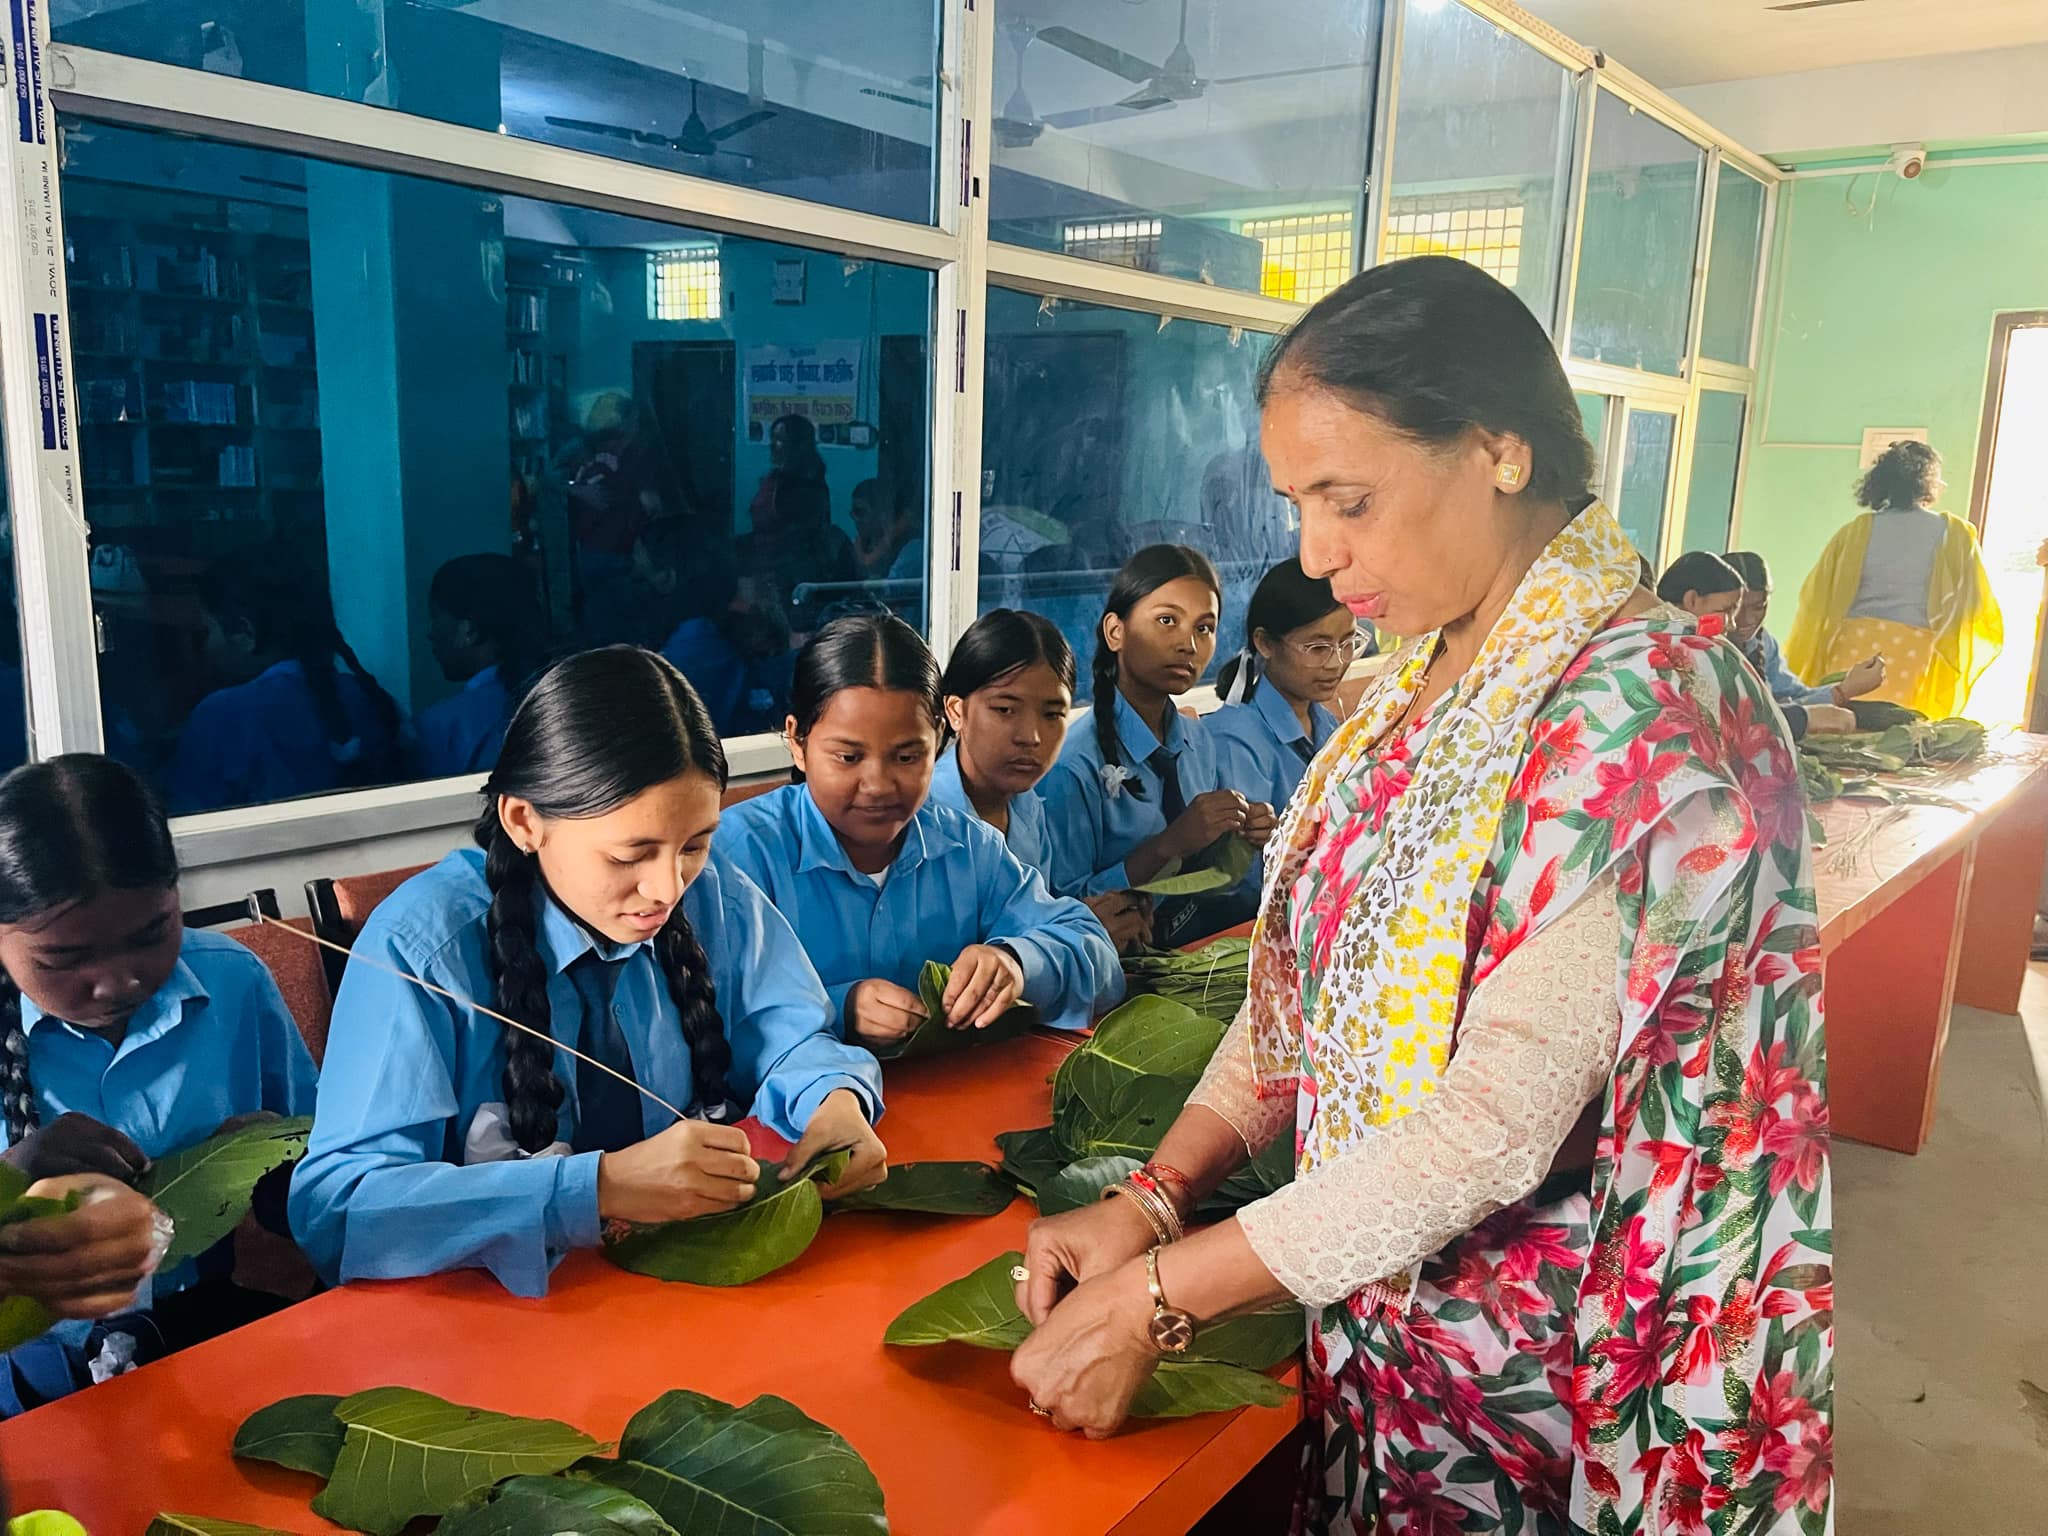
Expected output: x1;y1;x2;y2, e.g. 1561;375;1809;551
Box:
308;1387;603;1536
231;1393;346;1479
138;1116;312;1267
602;1148;853;1287
1132;834;1256;896
1057;1071;1190;1162
144;1519;295;1536
1128;1360;1294;1418
579;1390;886;1536
871;960;1039;1061
8;1515;89;1536
992;1126;1064;1196
1188;1308;1304;1373
1204;1134;1296;1215
830;1161;1015;1216
1120;939;1251;1021
884;1250;1032;1351
438;1476;680;1536
0;1166;83;1351
1036;1155;1139;1216
1049;995;1218;1162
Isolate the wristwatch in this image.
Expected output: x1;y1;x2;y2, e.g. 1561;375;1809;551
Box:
1145;1247;1197;1355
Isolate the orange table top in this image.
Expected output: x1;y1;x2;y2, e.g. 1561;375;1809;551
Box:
0;1033;1297;1536
1811;728;2048;949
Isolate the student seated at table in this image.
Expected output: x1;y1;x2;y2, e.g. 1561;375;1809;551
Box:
411;553;548;781
716;615;1120;1050
1209;559;1359;815
1655;549;1748;625
0;755;317;1415
289;649;886;1299
1037;545;1277;949
1727;550;1886;712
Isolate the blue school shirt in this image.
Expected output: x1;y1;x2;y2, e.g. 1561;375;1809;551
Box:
287;848;881;1298
927;745;1052;880
1208;684;1340;814
4;928;318;1292
164;659;397;814
1037;692;1224;898
714;785;1121;1033
411;666;511;780
1741;627;1835;709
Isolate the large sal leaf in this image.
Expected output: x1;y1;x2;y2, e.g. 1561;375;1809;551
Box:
1121;938;1250;1020
579;1390;887;1536
883;1250;1032;1351
308;1387;601;1536
831;1160;1014;1216
602;1148;852;1287
144;1519;295;1536
0;1165;83;1352
1132;834;1255;896
992;1126;1064;1197
1049;995;1218;1163
138;1116;312;1267
1204;1133;1297;1216
438;1476;678;1536
231;1393;345;1479
1055;1071;1191;1162
1128;1360;1295;1418
872;960;1038;1061
1190;1308;1305;1373
1036;1155;1139;1216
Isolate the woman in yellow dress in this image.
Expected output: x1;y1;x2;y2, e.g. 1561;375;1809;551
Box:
1783;440;2002;717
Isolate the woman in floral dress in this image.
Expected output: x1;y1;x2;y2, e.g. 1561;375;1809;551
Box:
1010;257;1833;1535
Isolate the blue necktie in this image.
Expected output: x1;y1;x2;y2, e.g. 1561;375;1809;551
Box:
567;950;645;1155
1145;745;1187;821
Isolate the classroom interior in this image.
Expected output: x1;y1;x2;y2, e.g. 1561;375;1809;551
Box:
1;1;2045;1531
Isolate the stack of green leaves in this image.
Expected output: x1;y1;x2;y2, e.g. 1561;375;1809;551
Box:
871;960;1039;1062
194;1383;887;1534
1131;834;1255;897
885;1252;1299;1418
0;1167;85;1352
1121;936;1251;1023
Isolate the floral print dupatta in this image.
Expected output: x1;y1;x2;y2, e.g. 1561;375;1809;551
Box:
1243;501;1834;1532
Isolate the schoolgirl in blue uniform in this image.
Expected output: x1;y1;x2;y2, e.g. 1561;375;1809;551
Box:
1207;559;1358;814
1037;545;1277;948
716;614;1120;1047
0;755;317;1414
411;553;548;781
289;648;885;1299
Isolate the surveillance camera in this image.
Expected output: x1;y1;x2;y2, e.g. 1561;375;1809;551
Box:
1887;144;1928;181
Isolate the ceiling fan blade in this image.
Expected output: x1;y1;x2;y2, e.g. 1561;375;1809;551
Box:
1039;101;1160;131
545;116;664;148
1037;26;1163;85
1210;62;1371;86
710;109;776;143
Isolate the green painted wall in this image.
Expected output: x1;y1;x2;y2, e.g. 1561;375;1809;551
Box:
1740;152;2048;596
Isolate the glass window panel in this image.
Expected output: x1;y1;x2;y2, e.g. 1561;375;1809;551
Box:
1681;389;1746;555
0;387;24;773
1569;94;1706;377
989;2;1379;296
1384;0;1576;327
979;287;1287;673
1700;164;1766;367
50;1;942;225
1575;390;1610;499
60;115;933;817
1617;407;1676;561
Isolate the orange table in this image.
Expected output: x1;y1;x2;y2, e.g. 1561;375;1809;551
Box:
0;1035;1298;1535
1813;729;2048;1154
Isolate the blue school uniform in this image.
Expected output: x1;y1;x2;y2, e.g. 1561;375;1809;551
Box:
927;746;1052;881
288;849;879;1298
1741;627;1836;709
164;659;398;814
715;784;1121;1034
410;665;512;780
1037;692;1225;898
1208;684;1340;815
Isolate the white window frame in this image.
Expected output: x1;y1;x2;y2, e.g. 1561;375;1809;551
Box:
0;0;1781;879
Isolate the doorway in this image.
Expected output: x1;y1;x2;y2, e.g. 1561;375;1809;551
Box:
1966;313;2048;727
633;340;737;536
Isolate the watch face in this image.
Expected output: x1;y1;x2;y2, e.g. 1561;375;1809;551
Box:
1150;1309;1196;1355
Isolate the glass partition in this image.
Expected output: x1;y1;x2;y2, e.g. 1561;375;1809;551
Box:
1616;406;1677;562
1700;163;1767;367
1681;389;1747;554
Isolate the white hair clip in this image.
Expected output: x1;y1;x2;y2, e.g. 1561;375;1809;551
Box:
1221;648;1258;705
1099;762;1138;798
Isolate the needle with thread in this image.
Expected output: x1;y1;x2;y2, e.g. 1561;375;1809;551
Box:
256;913;688;1123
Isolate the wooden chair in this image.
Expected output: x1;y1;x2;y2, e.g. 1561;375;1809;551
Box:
223;909;335;1068
721;779;780;807
184;888;282;929
305;864;429;994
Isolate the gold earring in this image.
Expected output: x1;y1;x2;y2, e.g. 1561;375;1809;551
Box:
1496;463;1525;489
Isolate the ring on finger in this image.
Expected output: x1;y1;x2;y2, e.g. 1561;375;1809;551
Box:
1029;1402;1053;1419
1010;1264;1030;1283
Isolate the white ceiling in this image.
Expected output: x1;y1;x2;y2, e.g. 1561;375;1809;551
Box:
1515;0;2048;87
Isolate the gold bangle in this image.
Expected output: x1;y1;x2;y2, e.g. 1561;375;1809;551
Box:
1103;1182;1172;1245
1104;1177;1183;1244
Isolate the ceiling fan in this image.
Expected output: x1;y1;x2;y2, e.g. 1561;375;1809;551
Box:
547;79;775;163
1036;0;1362;123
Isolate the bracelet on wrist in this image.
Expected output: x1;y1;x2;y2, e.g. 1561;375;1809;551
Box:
1103;1173;1184;1245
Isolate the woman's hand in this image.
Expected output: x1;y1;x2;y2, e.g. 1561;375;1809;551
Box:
844;978;926;1047
1085;893;1154;953
1010;1258;1159;1438
1803;703;1857;735
1837;653;1886;701
1;1113;150;1184
597;1120;759;1225
944;944;1026;1029
0;1175;167;1320
1167;790;1250;860
1013;1192;1158;1326
785;1088;886;1200
1242;801;1278;850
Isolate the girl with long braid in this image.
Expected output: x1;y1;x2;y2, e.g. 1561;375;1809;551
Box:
1037;545;1278;948
289;647;885;1298
0;755;314;1414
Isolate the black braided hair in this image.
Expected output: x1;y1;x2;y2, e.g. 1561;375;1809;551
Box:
0;756;179;1144
786;613;941;785
1091;545;1221;801
476;646;734;1152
